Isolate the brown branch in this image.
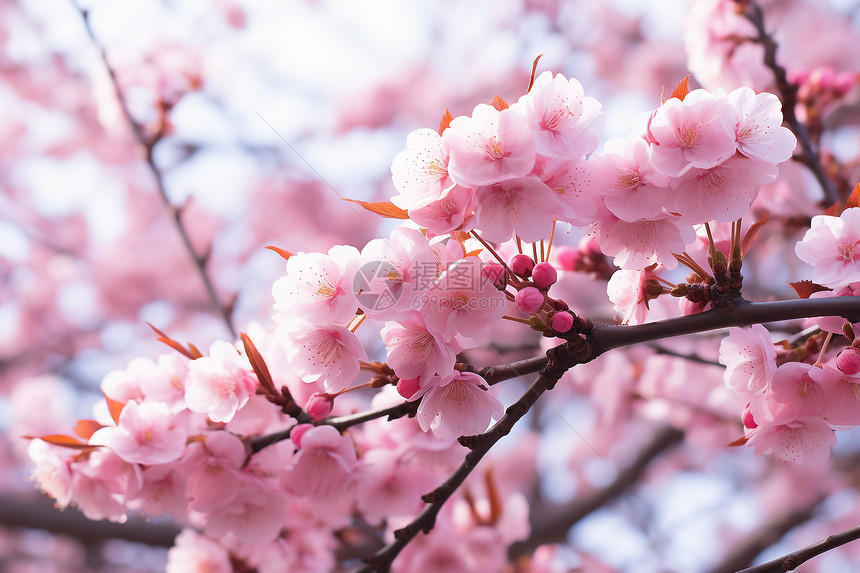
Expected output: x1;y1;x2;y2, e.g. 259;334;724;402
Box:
739;0;841;205
356;333;597;573
732;509;860;573
0;493;180;547
508;425;684;559
71;1;236;337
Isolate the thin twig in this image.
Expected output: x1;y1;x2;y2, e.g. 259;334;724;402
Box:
72;1;236;337
740;0;841;205
733;512;860;573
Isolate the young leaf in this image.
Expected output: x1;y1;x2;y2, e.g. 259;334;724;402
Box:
23;433;94;450
103;392;126;425
526;53;544;94
265;246;294;261
668;74;691;101
438;108;454;135
789;280;830;299
847;182;860;210
491;95;509;111
73;419;105;440
241;332;275;395
342;199;409;219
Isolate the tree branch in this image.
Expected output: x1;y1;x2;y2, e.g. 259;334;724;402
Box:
740;0;841;205
508;425;684;559
733;513;860;573
71;1;237;337
0;493;180;547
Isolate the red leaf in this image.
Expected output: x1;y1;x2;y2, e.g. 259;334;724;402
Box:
147;322;201;360
342;199;409;219
438;108;454;136
241;333;273;395
103;392;125;425
265;246;294;261
824;201;843;216
73;419;105;440
464;248;483;258
847;182;860;210
668;75;691;102
24;433;94;450
789;280;830;299
526;54;544;94
491;95;509;111
727;435;750;447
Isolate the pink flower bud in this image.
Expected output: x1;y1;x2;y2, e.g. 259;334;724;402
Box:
553;246;579;271
551;311;574;333
742;404;757;430
510;254;535;278
305;393;334;421
836;347;860;375
481;262;507;289
397;377;421;399
515;286;544;315
291;423;313;447
531;262;558;289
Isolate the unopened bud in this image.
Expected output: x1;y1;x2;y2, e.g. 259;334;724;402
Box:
531;262;558;289
836;347;860;375
551;311;574;333
305;392;334;421
515;286;544;315
396;377;421;399
510;254;535;278
291;423;313;447
481;263;507;289
742;404;757;429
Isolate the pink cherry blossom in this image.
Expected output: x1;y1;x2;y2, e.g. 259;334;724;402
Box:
407;184;475;237
357;226;437;320
472;176;559;243
607;266;663;325
272;244;361;325
282;323;368;393
535;157;600;227
647;89;737;177
728;87;797;164
415;371;504;440
89;400;187;465
381;312;459;385
184;340;258;423
516;71;604;159
166;528;232;573
808;364;860;426
390;128;456;211
594;138;670;222
746;417;836;464
767;362;828;424
668;155;763;223
719;325;777;397
443;103;536;187
204;481;287;544
594;210;696;270
183;431;246;513
419;257;507;342
281;425;357;498
795;207;860;288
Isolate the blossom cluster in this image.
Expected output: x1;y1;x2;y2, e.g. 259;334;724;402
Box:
718;205;860;463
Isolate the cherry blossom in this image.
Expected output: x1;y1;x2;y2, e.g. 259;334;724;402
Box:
414;371;504;440
719;325;778;397
184;340;259;423
381;312;459;385
282;323;368;393
88;400;187;465
443;103;536;187
272;244;361;325
647;89;738;177
517;71;604;159
728;87;797;164
795;207;860;288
